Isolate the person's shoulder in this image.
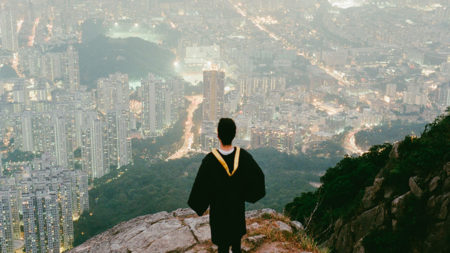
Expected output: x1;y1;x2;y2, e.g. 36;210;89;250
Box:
202;152;216;162
237;147;253;158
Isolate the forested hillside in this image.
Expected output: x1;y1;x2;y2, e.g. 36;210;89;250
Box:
77;36;175;88
286;110;450;253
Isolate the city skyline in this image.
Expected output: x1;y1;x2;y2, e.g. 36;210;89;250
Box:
0;0;449;252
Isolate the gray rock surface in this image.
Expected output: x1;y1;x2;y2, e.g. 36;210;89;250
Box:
69;208;301;253
246;234;266;245
325;161;450;253
275;220;293;233
409;177;424;198
290;220;304;231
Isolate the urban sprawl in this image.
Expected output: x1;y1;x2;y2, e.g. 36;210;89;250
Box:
0;0;449;252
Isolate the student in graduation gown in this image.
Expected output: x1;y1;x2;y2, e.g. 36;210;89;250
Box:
188;118;266;253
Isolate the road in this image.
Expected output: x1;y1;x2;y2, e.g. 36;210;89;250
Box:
343;127;365;155
228;1;351;86
167;95;203;160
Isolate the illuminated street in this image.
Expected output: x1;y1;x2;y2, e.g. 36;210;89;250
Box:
167;95;203;160
228;0;351;86
343;127;365;155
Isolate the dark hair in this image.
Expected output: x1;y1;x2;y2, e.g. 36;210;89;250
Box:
218;118;236;145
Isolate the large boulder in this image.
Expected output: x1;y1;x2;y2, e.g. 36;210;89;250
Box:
69;208;314;253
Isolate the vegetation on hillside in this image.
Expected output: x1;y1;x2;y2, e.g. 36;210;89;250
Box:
286;143;393;241
77;36;175;88
285;110;450;252
355;121;426;150
0;64;18;79
132;107;186;161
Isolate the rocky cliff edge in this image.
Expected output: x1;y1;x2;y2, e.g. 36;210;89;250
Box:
69;208;327;253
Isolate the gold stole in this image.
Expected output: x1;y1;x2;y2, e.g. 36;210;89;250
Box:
211;147;241;176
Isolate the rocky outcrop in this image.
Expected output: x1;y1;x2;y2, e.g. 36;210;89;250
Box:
325;161;450;253
69;208;315;253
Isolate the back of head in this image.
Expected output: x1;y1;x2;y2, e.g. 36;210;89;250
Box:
217;118;236;145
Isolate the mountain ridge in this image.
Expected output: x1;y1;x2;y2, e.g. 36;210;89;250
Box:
286;111;450;253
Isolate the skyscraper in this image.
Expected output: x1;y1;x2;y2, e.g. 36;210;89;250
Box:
72;170;89;218
65;45;80;91
0;190;14;253
202;70;225;122
201;70;225;150
82;115;106;179
20;156;88;253
33;190;60;253
115;110;132;168
104;109;132;169
53;113;69;168
96;73;130;114
22;192;38;253
0;6;18;52
21;111;34;152
141;74;158;137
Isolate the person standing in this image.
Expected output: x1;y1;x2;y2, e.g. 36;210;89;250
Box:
188;118;266;253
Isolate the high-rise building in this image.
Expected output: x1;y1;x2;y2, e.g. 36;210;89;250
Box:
53;114;69;168
201;70;225;150
72;170;89;218
22;192;38;253
115;110;132;168
0;6;18;52
60;174;74;250
41;53;65;82
202;70;225;122
141;74;158;137
167;77;185;122
104;110;132;169
156;81;172;131
97;73;130;114
21;111;34;152
385;83;397;98
0;190;14;253
81;114;106;179
21;156;89;253
65;45;80;91
140;75;183;137
1;178;21;241
438;82;450;108
239;76;286;97
38;190;60;253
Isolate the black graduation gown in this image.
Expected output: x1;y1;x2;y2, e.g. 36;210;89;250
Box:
187;148;265;245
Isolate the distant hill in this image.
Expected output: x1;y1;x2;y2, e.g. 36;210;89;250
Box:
355;121;426;150
77;36;175;89
0;64;18;79
73;148;337;246
286;110;450;253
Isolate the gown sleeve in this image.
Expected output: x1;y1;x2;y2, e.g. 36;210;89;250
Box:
244;153;266;203
188;157;211;216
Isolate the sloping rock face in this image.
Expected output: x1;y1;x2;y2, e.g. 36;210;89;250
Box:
325;160;450;253
69;208;309;253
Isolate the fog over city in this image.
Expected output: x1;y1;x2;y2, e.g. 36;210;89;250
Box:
0;0;449;252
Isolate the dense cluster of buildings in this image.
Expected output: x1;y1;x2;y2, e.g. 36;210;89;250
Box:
0;154;89;253
0;1;186;252
170;0;450;153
